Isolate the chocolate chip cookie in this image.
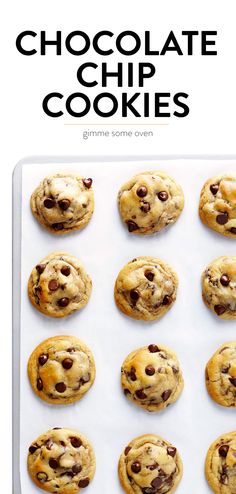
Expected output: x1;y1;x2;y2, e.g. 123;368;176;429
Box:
30;173;94;234
114;257;178;321
28;427;96;493
205;431;236;494
121;344;184;412
205;342;236;407
28;336;96;405
118;171;184;235
28;252;92;318
201;256;236;319
199;173;236;237
119;434;183;494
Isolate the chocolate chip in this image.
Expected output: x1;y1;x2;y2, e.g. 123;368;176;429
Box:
78;478;90;488
52;223;63;231
29;444;38;454
145;365;155;376
219;445;229;457
172;366;179;374
67;347;76;353
36;264;46;274
230;227;236;234
70;437;82;448
216;212;228;225
145;270;154;281
53;427;61;430
148;344;160;353
44;198;55;209
37;472;48;483
46;440;53;450
158;191;168;201
48;279;59;291
130;289;139;301
55;382;66;393
229;377;236;387
221;366;230;374
220;274;230;286
61;266;70;276
151;477;163;489
62;358;73;370
125;446;131;455
124;388;131;395
83;178;93;189
167;447;176;457
210;184;219;195
127;220;139;232
162;295;172;305
162;389;172;401
37;378;43;391
38;353;48;366
72;464;82;474
58;199;70;210
220;473;228;485
140;202;151;213
214;304;226;316
137;186;148;198
147;463;158;471
131;461;141;473
135;389;147;400
49;458;59;469
129;367;137;381
57;297;69;307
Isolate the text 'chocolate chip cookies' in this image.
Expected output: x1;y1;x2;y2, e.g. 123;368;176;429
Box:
114;256;178;321
119;434;183;494
28;336;96;405
121;344;184;412
205;342;236;407
28;252;92;318
205;431;236;494
118;171;184;235
201;256;236;319
30;173;94;234
199;173;236;237
28;428;96;494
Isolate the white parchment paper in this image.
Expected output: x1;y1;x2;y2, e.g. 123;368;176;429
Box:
19;158;236;494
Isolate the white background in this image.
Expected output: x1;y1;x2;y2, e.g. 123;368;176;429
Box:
1;0;236;492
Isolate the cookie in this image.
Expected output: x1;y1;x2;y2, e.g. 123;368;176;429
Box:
118;171;184;235
121;344;184;412
205;342;236;407
28;428;96;494
201;256;236;319
205;431;236;494
27;336;96;405
30;173;94;234
28;252;92;318
114;256;178;321
199;173;236;237
119;434;183;494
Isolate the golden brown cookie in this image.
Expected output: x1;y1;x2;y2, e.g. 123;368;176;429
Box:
205;342;236;407
114;256;178;321
118;171;184;235
28;336;96;405
199;174;236;237
28;252;92;318
205;431;236;494
30;173;94;234
119;434;183;494
28;427;96;493
121;344;184;412
201;256;236;319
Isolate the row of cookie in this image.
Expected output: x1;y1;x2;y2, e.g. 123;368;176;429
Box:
27;336;236;410
27;426;236;494
31;170;236;238
28;252;236;320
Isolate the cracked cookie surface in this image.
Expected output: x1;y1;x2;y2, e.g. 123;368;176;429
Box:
199;173;236;237
206;342;236;407
114;257;178;321
118;171;184;235
28;252;92;318
28;428;96;494
205;431;236;494
121;344;184;412
119;434;183;494
28;336;96;405
201;256;236;319
30;173;94;234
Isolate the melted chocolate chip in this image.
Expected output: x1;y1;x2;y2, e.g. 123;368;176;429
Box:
48;279;59;291
57;297;69;307
83;178;93;189
127;220;139;232
145;270;154;281
148;344;160;353
78;478;90;488
167;447;176;457
145;365;155;376
135;389;147;400
229;377;236;387
52;223;63;231
55;382;66;393
49;458;59;469
230;227;236;234
219;445;229;457
158;191;168;201
220;274;230;286
162;389;172;401
37;472;48;483
125;446;131;456
214;304;226;316
37;378;43;391
162;295;172;305
72;464;82;474
131;461;141;473
58;199;70;210
38;353;48;366
151;477;163;489
61;266;70;276
44;198;55;209
62;358;73;370
70;437;82;448
130;289;139;302
137;186;148;198
29;444;38;454
36;264;46;274
140;202;150;213
210;184;219;195
216;212;228;225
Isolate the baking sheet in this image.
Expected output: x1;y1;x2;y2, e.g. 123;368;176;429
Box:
14;157;236;494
